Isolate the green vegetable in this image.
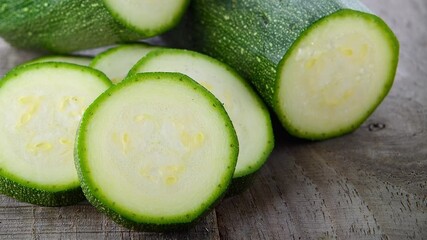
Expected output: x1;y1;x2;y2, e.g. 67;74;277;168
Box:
174;0;399;140
0;62;112;206
130;49;274;195
75;72;238;231
0;0;189;53
91;43;158;84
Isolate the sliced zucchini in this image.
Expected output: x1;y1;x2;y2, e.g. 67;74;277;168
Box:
75;72;238;231
90;43;158;84
130;49;274;194
26;55;92;66
0;63;112;206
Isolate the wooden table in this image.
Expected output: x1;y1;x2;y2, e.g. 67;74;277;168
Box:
0;0;426;239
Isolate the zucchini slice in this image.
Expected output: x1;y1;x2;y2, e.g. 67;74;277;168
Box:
26;55;92;66
178;0;399;140
130;49;274;194
75;72;238;231
0;63;112;206
90;43;158;84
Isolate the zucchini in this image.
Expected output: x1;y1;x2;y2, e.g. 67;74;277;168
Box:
75;72;238;231
0;62;112;206
91;43;158;84
177;0;399;140
130;49;274;195
0;0;189;53
26;55;92;66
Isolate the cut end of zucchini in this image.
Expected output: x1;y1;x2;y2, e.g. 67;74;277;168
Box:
76;72;238;230
103;0;190;36
276;10;399;139
0;63;111;205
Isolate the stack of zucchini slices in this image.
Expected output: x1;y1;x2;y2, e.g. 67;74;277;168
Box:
0;43;274;231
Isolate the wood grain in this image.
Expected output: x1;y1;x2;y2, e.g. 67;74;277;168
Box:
0;199;219;240
0;0;426;239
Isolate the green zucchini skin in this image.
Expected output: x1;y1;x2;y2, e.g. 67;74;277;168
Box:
174;0;399;140
0;0;143;53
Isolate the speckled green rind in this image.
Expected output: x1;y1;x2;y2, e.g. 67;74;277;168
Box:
0;62;112;206
102;0;190;37
0;0;143;53
179;0;399;140
75;72;239;232
129;48;274;194
275;10;400;140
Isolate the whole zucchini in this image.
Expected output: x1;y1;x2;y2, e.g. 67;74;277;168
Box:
0;0;189;53
174;0;399;140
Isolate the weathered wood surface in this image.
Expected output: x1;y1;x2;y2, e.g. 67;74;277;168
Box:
0;0;426;239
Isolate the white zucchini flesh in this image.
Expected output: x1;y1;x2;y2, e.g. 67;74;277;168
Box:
76;73;238;228
130;49;274;179
90;44;158;84
27;56;92;66
277;11;398;138
103;0;189;36
0;63;111;191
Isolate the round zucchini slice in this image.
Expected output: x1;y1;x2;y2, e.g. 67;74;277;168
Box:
75;72;238;231
130;49;274;195
0;63;112;206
